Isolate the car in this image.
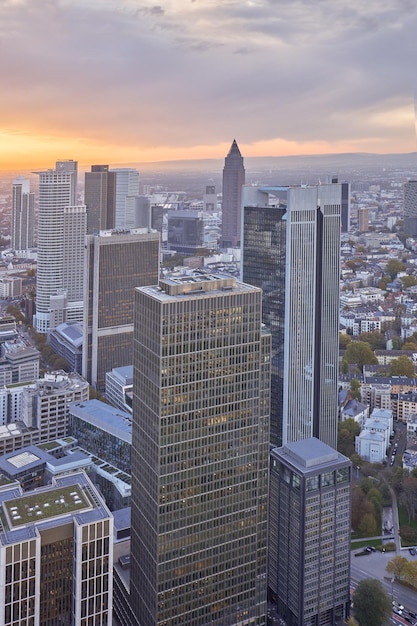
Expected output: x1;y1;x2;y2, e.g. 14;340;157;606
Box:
393;601;404;610
365;546;376;552
393;607;403;616
408;610;417;619
409;548;416;556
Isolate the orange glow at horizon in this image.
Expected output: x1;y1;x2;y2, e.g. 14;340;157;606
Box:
0;129;415;172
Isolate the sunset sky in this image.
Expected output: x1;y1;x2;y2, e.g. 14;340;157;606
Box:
1;0;416;170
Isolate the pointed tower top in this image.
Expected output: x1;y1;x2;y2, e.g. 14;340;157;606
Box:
226;139;242;158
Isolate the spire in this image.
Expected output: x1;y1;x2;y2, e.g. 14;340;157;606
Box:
227;139;242;158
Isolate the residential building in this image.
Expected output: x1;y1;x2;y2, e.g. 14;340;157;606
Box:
355;429;386;463
0;471;113;625
35;160;86;333
221;139;245;248
269;438;351;625
242;183;341;448
130;273;271;626
11;177;35;251
84;164;116;233
82;229;160;391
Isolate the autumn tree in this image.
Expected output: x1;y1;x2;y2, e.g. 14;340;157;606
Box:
344;341;378;371
357;331;386;350
386;259;406;280
350;378;362;401
340;333;351;349
401;474;417;522
389;355;416;377
386;555;408;580
401;275;417;289
404;560;417;589
352;579;392;626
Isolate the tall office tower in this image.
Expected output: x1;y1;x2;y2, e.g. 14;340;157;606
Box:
269;438;351;625
35;160;81;334
110;168;140;229
84;164;116;233
329;177;350;233
0;471;113;626
221;139;245;248
242;183;341;448
358;207;369;232
11;177;35;251
403;179;417;237
83;230;159;391
131;273;271;626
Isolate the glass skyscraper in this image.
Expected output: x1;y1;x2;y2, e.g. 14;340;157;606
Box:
130;273;271;626
242;184;341;449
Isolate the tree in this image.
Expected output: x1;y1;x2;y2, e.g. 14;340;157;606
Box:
401;474;417;522
337;418;360;457
350;378;362;401
339;333;351;349
357;331;386;350
391;336;403;350
358;512;378;537
352;578;392;626
389;355;416;377
386;259;406;280
402;275;417;288
404;560;417;589
344;341;378;371
402;341;417;351
386;555;408;580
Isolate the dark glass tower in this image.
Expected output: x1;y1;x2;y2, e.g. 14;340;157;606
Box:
130;273;271;626
84;164;116;234
221;139;245;248
242;183;341;449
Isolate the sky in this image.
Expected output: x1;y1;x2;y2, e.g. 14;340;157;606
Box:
1;0;417;170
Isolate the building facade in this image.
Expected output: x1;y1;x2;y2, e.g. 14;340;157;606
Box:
11;177;35;251
404;180;417;238
110;168;140;230
131;273;271;626
82;230;160;391
242;184;341;448
269;438;351;626
84;164;117;234
0;471;113;626
35;160;85;333
221;140;245;248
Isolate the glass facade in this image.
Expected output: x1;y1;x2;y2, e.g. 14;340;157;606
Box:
269;440;351;626
131;275;270;626
242;184;341;449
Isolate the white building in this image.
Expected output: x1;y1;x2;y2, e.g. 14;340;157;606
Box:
35;160;86;333
110;168;140;229
355;430;386;463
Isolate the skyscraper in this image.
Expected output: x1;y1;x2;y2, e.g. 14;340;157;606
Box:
269;438;351;625
221;139;245;248
131;273;271;626
110;168;140;229
242;183;341;449
84;165;116;233
403;179;417;238
11;177;35;251
82;229;160;391
35;160;85;334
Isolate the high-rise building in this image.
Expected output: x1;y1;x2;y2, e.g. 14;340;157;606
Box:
130;273;271;626
11;177;35;251
404;179;417;238
0;471;113;625
221;139;245;248
110;168;140;229
82;229;160;391
269;438;351;625
35;160;86;334
358;207;369;232
84;164;116;233
242;183;341;448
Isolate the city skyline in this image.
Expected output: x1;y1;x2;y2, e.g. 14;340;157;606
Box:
1;0;416;170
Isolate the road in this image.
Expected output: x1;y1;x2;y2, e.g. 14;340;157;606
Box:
351;549;417;623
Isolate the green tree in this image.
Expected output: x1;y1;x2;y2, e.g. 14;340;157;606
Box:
391;336;403;350
350;378;362;401
401;474;417;522
386;259;406;280
357;331;386;350
339;333;351;349
337;418;360;457
358;512;378;537
389;355;415;377
386;555;408;580
344;341;378;371
402;275;417;288
402;341;417;351
352;579;392;626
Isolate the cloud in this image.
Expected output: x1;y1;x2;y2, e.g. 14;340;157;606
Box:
0;0;416;164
